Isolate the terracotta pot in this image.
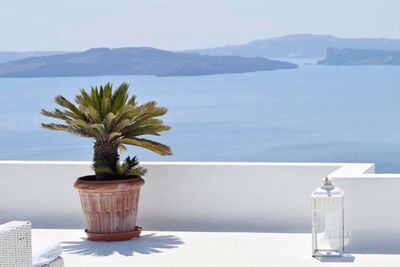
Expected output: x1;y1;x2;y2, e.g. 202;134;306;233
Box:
74;175;145;241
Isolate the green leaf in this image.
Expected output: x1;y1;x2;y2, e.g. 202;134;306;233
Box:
111;82;129;112
54;95;82;117
119;137;172;156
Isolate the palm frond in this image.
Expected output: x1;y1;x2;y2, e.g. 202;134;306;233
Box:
41;109;70;121
90;86;102;113
54;95;83;117
93;156;146;177
119;137;172;156
124;124;171;137
41;123;93;138
111;82;129;113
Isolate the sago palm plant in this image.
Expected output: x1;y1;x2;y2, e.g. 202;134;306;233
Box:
41;82;172;180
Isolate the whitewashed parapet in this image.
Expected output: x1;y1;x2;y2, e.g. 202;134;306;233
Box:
3;160;400;252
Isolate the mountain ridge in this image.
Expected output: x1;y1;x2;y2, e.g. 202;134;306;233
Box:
0;51;69;64
185;34;400;59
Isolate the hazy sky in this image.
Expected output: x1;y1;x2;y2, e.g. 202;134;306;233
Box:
1;0;399;51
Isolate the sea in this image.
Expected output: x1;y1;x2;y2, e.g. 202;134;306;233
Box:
1;59;400;172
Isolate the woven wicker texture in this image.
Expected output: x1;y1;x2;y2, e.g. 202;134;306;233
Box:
0;221;32;267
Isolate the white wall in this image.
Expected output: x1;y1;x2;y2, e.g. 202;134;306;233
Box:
2;160;398;251
331;171;400;253
0;161;342;230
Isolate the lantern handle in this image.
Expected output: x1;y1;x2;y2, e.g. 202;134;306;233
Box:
321;176;335;191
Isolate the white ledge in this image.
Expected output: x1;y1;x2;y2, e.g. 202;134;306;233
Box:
0;160;373;167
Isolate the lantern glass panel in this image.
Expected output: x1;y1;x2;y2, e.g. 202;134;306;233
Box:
314;209;343;255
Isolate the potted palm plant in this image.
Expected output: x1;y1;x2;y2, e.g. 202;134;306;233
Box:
41;82;171;241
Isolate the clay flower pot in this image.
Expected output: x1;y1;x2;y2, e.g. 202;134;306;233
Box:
74;176;145;241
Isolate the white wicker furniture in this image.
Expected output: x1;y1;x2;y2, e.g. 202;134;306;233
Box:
0;221;32;266
0;221;64;267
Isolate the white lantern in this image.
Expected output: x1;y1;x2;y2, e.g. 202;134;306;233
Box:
311;177;344;257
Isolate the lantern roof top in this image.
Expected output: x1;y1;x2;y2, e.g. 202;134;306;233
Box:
311;177;344;197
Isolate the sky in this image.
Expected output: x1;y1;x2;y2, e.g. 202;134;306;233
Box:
1;0;400;51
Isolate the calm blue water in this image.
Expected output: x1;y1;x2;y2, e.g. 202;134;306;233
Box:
1;62;400;172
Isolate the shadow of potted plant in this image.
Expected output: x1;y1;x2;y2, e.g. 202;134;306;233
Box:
41;82;171;241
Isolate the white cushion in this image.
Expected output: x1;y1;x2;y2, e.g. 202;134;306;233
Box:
32;238;62;267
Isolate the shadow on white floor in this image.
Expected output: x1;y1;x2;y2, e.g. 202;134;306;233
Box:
314;254;355;263
61;233;184;256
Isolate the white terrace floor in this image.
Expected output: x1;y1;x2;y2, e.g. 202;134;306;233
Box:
34;229;400;267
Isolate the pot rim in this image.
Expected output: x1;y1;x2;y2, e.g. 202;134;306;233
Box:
76;175;143;185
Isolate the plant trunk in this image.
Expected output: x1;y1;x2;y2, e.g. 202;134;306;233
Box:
93;140;119;180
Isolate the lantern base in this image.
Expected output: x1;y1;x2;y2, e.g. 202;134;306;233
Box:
313;250;343;257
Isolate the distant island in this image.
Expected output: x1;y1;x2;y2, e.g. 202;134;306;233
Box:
318;48;400;65
186;34;400;59
0;47;297;78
